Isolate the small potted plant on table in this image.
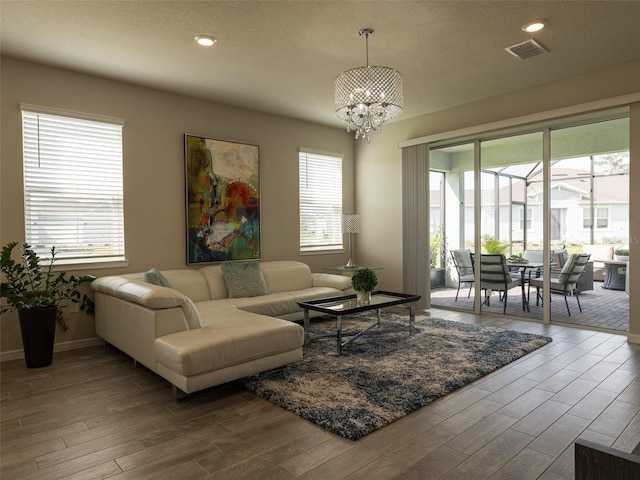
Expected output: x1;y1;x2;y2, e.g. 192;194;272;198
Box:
351;267;378;305
1;242;95;368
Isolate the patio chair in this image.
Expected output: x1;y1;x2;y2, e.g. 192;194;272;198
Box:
513;249;544;279
479;254;523;314
529;253;591;316
522;249;544;264
551;249;570;270
450;249;474;301
520;249;546;303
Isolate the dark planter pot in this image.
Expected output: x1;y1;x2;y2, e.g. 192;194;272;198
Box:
430;268;445;288
18;307;57;368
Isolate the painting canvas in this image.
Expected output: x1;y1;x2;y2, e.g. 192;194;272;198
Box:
185;135;260;263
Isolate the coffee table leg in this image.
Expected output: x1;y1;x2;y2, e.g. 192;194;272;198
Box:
409;304;415;335
303;308;310;345
336;315;343;355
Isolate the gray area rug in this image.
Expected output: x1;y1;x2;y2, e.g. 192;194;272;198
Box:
241;312;552;440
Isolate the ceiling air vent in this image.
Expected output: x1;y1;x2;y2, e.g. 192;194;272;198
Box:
505;39;548;60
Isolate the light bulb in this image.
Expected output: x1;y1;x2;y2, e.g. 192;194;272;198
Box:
522;22;545;33
194;35;217;47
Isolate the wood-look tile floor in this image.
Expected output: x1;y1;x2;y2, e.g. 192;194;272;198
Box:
1;309;639;479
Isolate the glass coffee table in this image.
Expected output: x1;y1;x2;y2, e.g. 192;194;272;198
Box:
298;291;421;355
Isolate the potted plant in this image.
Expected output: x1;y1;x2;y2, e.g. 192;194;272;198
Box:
351;267;377;304
429;224;446;288
615;245;629;261
482;236;509;255
0;242;95;368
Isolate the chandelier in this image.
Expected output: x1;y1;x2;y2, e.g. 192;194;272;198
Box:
335;28;403;142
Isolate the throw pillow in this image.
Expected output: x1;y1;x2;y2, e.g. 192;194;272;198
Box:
143;268;171;288
221;260;269;298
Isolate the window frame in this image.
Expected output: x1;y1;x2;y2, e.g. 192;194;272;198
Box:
21;104;126;268
518;206;533;231
298;148;344;254
583;206;611;230
595;206;610;230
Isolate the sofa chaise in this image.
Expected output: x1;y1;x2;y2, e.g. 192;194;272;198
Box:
91;260;352;397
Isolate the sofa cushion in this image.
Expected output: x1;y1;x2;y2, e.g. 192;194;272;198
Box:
160;270;212;302
144;268;171;287
260;261;313;293
311;273;352;291
195;287;344;321
92;277;202;329
198;265;229;300
583;244;614;262
180;295;202;330
92;277;185;309
221;260;269;298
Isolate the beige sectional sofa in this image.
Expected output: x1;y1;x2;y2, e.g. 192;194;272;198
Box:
91;260;351;397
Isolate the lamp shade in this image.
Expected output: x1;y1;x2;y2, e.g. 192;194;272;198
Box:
342;214;360;234
335;28;403;142
335;65;403;128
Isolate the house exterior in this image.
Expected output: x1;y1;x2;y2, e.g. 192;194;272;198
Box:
468;167;630;249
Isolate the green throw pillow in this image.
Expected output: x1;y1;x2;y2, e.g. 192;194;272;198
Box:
143;268;171;288
221;260;269;298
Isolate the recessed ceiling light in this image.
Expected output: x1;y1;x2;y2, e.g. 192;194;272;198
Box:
194;35;217;47
522;21;545;33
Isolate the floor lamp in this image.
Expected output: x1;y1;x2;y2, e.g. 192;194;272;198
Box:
342;213;360;268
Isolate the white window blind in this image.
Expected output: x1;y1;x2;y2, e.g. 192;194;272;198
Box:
21;108;125;261
299;150;343;252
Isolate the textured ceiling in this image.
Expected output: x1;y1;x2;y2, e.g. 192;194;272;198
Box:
2;1;640;129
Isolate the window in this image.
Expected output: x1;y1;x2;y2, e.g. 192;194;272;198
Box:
583;207;610;230
519;207;533;231
595;207;609;229
429;171;444;234
430;207;441;234
299;149;343;252
582;207;590;229
21;106;125;262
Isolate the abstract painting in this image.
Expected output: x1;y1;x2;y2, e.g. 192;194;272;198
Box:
185;135;260;263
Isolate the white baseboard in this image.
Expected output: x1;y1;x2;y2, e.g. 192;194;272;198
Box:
0;337;104;362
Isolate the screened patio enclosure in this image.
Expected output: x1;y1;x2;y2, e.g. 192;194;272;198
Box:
429;116;630;332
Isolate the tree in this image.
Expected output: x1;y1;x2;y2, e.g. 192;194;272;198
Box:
594;153;629;175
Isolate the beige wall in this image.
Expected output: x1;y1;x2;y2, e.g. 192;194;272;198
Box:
0;57;355;355
354;59;640;340
3;56;640;356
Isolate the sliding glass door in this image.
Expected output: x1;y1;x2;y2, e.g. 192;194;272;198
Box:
430;143;475;311
428;113;630;332
548;119;629;329
479;133;543;317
